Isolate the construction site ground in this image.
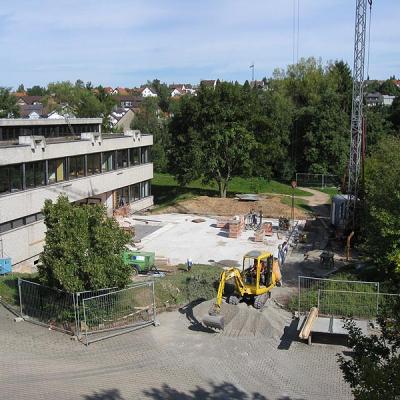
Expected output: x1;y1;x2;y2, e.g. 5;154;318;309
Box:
1;188;354;399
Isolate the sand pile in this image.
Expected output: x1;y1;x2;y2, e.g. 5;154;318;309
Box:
193;299;291;338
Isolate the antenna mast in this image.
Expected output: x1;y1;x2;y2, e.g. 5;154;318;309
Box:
345;0;371;229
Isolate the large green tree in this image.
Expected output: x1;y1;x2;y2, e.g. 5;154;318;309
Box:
0;87;20;118
38;196;131;292
169;82;257;197
361;136;400;281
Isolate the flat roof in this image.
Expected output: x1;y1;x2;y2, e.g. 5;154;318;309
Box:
0;118;102;127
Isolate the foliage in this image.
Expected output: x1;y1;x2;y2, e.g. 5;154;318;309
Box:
154;264;221;307
17;84;25;93
131;97;170;172
362;137;400;281
337;299;400;399
43;81;116;131
26;85;47;96
0;87;20;118
38;195;131;292
169;82;258;197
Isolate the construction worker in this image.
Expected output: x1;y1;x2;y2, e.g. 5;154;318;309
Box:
186;258;193;272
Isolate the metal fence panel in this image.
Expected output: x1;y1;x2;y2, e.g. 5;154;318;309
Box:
298;276;379;317
82;281;156;345
295;173;338;188
18;279;76;334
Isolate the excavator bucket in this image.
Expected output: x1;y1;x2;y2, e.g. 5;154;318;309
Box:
202;314;224;330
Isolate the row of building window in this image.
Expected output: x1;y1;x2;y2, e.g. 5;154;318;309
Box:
0;146;151;195
115;180;151;207
0;124;100;141
0;212;44;234
0;180;152;234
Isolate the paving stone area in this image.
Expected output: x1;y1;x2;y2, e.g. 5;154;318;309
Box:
0;299;352;400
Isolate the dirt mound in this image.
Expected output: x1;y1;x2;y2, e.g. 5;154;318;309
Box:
193;299;291;338
152;195;308;219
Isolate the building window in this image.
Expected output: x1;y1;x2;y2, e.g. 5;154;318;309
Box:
87;153;101;175
69;155;85;179
0;164;23;194
141;146;151;164
115;186;129;207
140;180;150;198
0;166;9;194
102;151;114;172
0;212;44;233
116;149;129;169
129;183;140;202
48;158;66;184
25;161;46;189
129;148;140;166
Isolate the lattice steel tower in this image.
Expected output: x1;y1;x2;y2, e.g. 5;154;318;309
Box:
346;0;371;229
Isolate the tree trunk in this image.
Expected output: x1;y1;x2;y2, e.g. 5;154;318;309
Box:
217;180;227;198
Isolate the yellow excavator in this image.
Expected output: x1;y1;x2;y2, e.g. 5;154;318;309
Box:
202;250;282;330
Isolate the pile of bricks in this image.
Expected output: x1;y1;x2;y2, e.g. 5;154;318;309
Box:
228;216;245;238
216;217;231;229
254;229;264;242
263;222;273;236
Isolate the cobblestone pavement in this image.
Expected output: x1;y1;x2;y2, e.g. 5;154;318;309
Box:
0;299;352;400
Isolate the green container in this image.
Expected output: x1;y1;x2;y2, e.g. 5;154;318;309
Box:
122;251;155;275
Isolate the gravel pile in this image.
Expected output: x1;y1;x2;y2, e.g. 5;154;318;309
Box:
193;299;291;338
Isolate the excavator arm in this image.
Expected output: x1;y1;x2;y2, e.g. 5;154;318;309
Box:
202;268;244;330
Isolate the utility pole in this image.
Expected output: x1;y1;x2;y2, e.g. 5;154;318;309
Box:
345;0;371;230
250;63;254;82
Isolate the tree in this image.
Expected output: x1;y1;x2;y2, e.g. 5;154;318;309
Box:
0;87;20;118
169;82;256;197
38;196;131;292
338;299;400;399
26;85;47;96
17;84;25;93
361;136;400;281
131;97;170;172
379;79;400;96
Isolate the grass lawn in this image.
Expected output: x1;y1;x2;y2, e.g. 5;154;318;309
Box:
154;264;221;308
0;273;38;307
152;173;311;209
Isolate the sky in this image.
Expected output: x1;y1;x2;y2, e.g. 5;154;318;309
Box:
0;0;399;89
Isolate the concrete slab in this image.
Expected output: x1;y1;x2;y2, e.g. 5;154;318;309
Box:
298;316;370;335
128;213;300;266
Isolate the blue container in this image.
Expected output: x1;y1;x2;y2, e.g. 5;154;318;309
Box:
0;258;12;274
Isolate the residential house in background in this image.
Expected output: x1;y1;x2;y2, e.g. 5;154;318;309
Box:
365;92;396;107
169;84;196;97
109;108;137;132
0;118;153;272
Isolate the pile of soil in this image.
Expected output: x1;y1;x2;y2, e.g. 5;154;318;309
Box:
193;299;291;339
152;195;308;219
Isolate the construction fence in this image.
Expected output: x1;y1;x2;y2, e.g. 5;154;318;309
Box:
298;276;399;320
18;279;157;345
295;173;339;188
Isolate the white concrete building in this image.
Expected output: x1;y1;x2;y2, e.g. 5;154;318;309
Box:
0;118;153;271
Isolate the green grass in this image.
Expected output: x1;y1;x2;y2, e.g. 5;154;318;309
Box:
0;273;38;307
152;173;311;209
154;264;221;308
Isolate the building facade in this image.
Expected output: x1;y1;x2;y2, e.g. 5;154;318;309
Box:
0;118;153;271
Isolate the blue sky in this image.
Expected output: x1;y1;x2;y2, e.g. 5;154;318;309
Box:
0;0;398;88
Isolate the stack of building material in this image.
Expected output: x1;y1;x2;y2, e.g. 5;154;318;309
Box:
263;222;273;236
254;229;264;242
216;217;230;229
228;216;245;238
